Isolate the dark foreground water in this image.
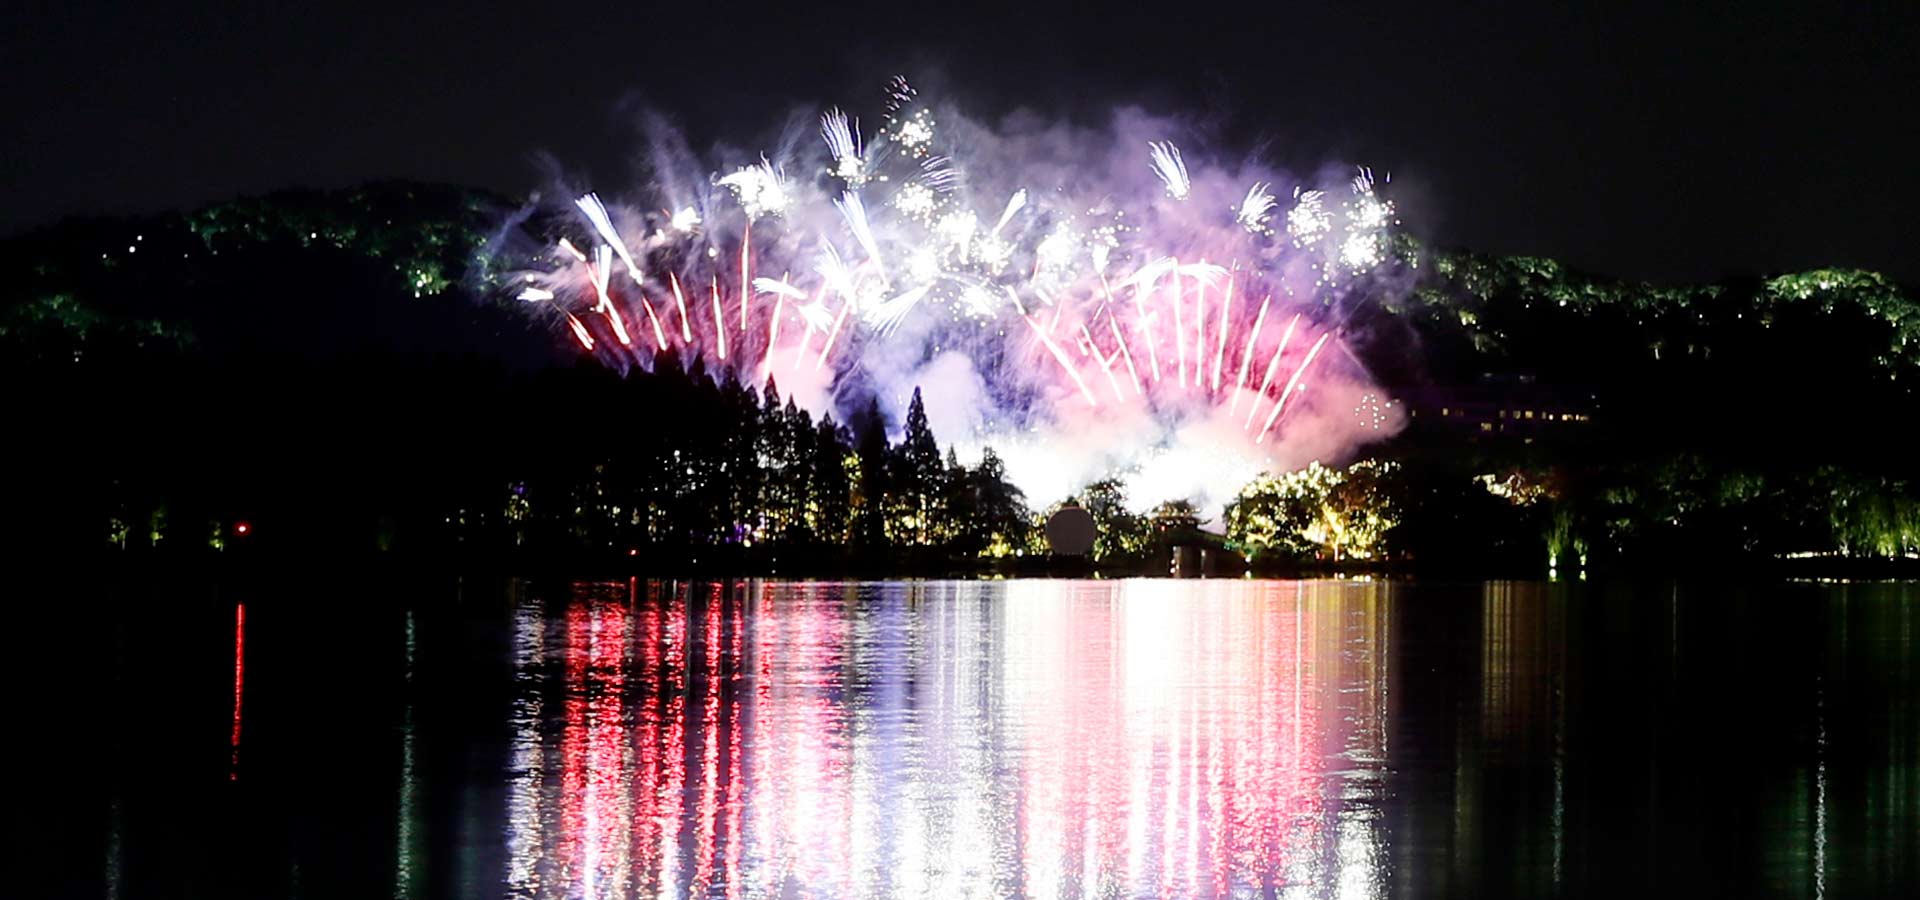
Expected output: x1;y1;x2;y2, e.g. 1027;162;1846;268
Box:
37;579;1918;898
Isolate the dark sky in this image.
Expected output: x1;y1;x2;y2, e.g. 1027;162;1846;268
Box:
5;1;1915;282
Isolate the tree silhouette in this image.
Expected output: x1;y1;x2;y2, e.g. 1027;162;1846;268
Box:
893;387;943;545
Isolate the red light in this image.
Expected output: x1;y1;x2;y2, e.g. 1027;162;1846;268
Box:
628;548;638;557
235;522;250;535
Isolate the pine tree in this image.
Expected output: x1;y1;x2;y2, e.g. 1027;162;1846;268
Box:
851;397;891;551
811;415;852;545
782;397;813;543
972;447;1030;555
943;447;976;552
758;377;789;541
893;387;943;544
719;369;761;543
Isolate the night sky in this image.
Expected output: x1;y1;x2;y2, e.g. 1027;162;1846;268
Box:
6;1;1915;282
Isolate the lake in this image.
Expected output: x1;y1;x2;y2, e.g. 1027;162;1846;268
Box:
42;578;1917;898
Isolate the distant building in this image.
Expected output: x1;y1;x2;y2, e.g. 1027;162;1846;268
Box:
1399;373;1596;439
1150;502;1238;577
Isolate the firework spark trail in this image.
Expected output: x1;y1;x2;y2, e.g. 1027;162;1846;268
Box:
1148;141;1190;199
1106;308;1143;395
1238;183;1277;232
1081;322;1126;402
709;275;727;360
670;274;693;342
1108;270;1162;383
1003;285;1028;317
796;299;835;332
752;277;808;301
991;189;1027;235
1246;314;1300;428
820;108;864;183
816;299;852;370
1257;332;1332;443
1211;276;1234;391
565;311;595;351
738;226;751;333
605;298;634;348
834;191;888;284
1094;275;1144;395
865;285;930;336
791;315;812;369
1161;262;1185;385
1025;314;1098;407
1181;261;1227;390
586;245;635;347
758;277;790;373
1192;269;1207;389
639;293;669;351
815;244;856;306
1231;294;1273;413
575;194;644;284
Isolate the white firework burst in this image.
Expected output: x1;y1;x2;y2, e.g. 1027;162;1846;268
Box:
1237;182;1277;233
1287;188;1330;244
716;158;790;219
820;108;866;184
1148;141;1190;199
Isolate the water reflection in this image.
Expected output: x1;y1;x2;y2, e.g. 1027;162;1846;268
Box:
56;579;1920;898
502;580;1397;899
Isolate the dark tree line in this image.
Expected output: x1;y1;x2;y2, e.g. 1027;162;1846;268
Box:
13;338;1037;571
457;360;1036;569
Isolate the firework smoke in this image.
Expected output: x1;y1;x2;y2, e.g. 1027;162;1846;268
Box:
505;80;1409;517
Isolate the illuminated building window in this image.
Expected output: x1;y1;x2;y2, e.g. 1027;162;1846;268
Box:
1480;422;1493;432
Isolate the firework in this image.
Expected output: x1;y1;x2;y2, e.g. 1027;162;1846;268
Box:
1148;141;1190;199
820;108;865;184
510;77;1406;511
1256;332;1332;443
991;190;1027;236
1246;314;1300;429
669;273;693;342
709;275;727;360
1237;183;1277;233
1287;188;1330;244
574;194;644;284
834;191;887;284
1231;293;1273;412
717;159;789;220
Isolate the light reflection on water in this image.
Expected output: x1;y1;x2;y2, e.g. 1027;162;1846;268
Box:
503;580;1400;899
65;577;1919;899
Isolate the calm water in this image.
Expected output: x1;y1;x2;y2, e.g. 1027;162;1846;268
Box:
40;579;1917;898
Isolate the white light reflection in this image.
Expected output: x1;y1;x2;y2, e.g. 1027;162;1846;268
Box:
498;580;1392;899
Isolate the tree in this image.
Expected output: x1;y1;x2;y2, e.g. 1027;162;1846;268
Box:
1079;479;1149;562
891;387;943;545
1225;460;1401;562
850;397;891;552
756;377;792;542
810;415;853;545
970;447;1031;557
